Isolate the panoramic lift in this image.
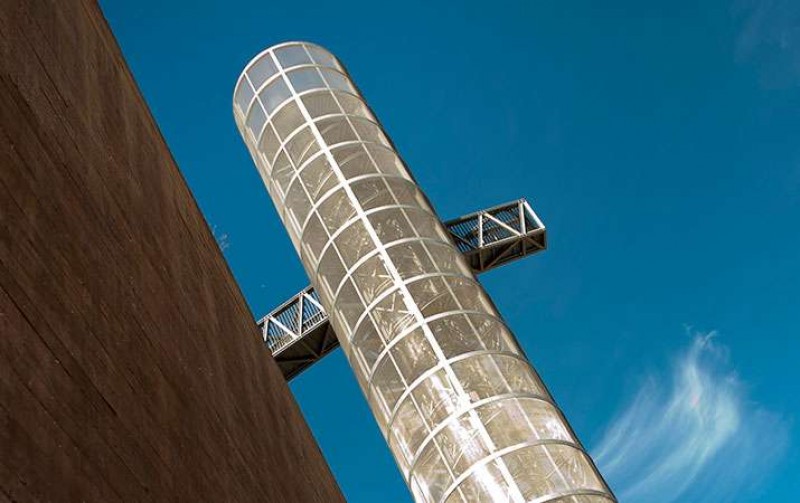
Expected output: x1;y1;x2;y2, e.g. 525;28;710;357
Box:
234;42;615;503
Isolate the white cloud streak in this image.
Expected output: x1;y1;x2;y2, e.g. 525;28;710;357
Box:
592;332;790;502
212;224;230;252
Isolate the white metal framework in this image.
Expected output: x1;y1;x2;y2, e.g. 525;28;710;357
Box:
446;199;546;273
260;198;547;379
234;42;615;503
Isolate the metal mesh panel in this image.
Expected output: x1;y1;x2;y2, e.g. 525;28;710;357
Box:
234;42;614;503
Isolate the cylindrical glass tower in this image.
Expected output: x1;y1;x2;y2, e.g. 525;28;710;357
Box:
233;42;615;503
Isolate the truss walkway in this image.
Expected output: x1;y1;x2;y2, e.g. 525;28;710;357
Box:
257;198;546;379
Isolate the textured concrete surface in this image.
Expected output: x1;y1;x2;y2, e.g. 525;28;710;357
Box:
0;1;345;501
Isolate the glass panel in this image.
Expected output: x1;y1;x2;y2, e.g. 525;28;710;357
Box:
258;124;280;167
261;78;292;115
271;101;305;141
479;398;574;448
302;90;341;118
410;440;454;503
245;101;266;138
350;254;393;305
284;204;303;249
386;241;465;281
308;45;340;69
300;155;339;202
351;177;395;210
301;212;328;266
247;54;278;89
275;44;312;68
453;353;545;400
429;313;519;359
370;289;416;342
318;188;356;233
318;246;346;297
334;92;375;120
406;276;459;319
390;328;438;384
333;144;377;179
376;206;449;244
407;276;493;319
353;320;386;377
289;67;326;93
333;220;373;269
390;399;429;476
348;344;372;391
320;68;356;93
501;444;605;499
410;478;427;503
442;461;515;503
334;279;366;332
423;241;473;277
371;357;406;422
317;117;359;146
271;150;295;197
284;127;319;166
352;118;389;146
410;368;462;428
385;240;435;280
351;315;387;348
234;80;254;115
364;144;410;180
367;208;424;243
316;116;386;147
420;412;492;479
379;178;429;210
284;180;312;229
549;496;613;503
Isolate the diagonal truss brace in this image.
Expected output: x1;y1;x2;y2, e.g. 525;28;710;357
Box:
258;198;546;380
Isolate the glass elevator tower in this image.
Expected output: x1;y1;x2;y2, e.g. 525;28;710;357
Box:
233;42;615;503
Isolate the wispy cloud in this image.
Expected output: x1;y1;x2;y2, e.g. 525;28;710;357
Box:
733;0;800;88
212;224;230;252
592;332;790;502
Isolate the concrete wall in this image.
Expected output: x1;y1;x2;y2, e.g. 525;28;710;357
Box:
0;1;345;501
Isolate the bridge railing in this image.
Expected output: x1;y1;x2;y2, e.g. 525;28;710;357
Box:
257;198;546;379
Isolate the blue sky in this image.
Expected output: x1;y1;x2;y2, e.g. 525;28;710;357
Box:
100;1;798;500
